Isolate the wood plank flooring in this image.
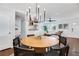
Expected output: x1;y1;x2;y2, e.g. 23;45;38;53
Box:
0;48;13;56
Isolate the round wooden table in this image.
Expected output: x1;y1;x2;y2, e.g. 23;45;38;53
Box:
21;36;59;54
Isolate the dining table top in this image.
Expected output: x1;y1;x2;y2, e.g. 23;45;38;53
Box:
21;36;59;48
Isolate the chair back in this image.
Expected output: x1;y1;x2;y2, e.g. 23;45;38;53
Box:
59;36;67;46
13;37;20;47
27;34;35;37
14;46;35;56
44;33;52;36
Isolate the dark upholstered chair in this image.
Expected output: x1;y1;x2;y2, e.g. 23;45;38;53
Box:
13;36;30;48
14;46;35;56
47;45;69;56
13;36;35;56
50;36;70;56
51;35;67;49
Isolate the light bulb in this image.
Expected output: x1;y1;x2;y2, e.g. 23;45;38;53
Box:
28;6;31;9
44;8;46;11
37;5;40;8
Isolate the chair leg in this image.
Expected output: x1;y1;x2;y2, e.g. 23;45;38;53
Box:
66;46;69;56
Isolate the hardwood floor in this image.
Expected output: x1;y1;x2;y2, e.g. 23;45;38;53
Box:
0;37;79;56
0;48;13;56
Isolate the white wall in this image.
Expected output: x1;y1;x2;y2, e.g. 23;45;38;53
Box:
51;15;79;38
63;16;79;38
0;7;15;50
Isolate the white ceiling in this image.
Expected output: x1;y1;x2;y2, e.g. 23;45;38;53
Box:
0;3;79;20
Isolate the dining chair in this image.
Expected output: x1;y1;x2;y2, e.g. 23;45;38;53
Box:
13;36;31;49
50;36;70;56
49;45;69;56
13;46;35;56
51;35;67;49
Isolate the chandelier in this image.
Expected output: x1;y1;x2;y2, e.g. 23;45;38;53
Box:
26;3;46;26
